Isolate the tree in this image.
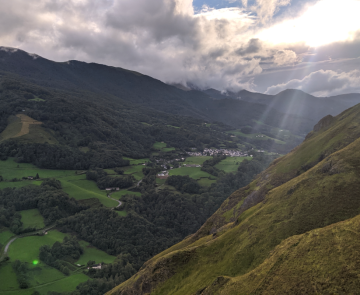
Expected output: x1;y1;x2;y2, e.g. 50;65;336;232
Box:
35;173;39;179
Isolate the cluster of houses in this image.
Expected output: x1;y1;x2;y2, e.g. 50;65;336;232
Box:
188;148;249;157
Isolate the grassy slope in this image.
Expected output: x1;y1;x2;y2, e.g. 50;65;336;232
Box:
0;158;118;208
215;156;252;173
3;229;114;294
108;104;360;294
169;167;213;180
20;209;45;230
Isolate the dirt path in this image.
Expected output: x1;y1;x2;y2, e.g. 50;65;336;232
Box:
14;114;42;137
108;193;122;209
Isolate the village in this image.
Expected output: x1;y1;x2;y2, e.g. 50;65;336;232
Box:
187;148;249;157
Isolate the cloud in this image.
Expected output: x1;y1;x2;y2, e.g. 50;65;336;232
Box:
273;50;298;65
0;0;359;94
265;69;360;96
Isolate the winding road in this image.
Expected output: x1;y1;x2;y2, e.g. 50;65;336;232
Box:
108;193;122;209
0;224;56;262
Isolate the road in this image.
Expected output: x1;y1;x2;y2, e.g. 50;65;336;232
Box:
0;224;56;262
108;193;122;209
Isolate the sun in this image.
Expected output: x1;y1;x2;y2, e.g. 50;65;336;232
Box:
256;0;360;47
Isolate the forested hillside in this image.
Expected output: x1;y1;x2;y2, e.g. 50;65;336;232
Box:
108;102;360;294
2;46;358;141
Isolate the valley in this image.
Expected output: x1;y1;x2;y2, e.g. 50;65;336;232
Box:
0;48;360;295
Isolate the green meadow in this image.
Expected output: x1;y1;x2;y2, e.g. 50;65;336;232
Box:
7;230;69;263
0;158;118;208
184;156;212;165
123;157;150;165
20;209;45;230
226;129;286;144
197;178;217;187
3;228;118;294
152;142;175;152
215;156;252;173
60;175;118;208
76;240;116;265
111;190;141;200
0;260;89;295
122;165;145;180
169;167;213;180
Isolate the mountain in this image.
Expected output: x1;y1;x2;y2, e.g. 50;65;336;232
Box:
205;88;360;122
2;46;359;141
108;102;360;294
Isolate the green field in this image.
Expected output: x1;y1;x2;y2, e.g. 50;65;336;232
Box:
215;156;252;173
153;142;167;150
169;167;213;180
123;157;150;165
28;96;46;102
7;230;69;263
60;175;118;208
197;178;217;187
184;156;212;165
4;229;116;293
226;130;286;144
0;159;119;208
0;227;14;246
0;158;75;181
152;142;175;152
122;165;145;181
116;211;127;217
0;260;89;295
111;190;141;199
20;209;45;230
76;240;116;265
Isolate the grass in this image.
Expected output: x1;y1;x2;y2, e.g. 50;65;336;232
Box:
0;262;19;292
0;260;89;294
20;209;45;230
7;230;69;263
184;156;212;165
76;240;116;265
0;227;14;246
169;167;214;180
60;176;118;208
0;158;75;181
4;229;114;294
152;142;175;152
110;104;360;295
122;165;145;181
214;156;252;173
226;129;286;144
111;190;141;200
123;157;150;165
153;142;167;150
197;178;216;187
116;211;127;217
28;96;46;102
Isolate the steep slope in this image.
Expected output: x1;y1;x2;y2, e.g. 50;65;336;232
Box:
108;103;360;294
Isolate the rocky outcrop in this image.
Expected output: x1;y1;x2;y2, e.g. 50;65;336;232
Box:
313;114;335;132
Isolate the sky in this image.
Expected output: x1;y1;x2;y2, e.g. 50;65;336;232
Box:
0;0;360;96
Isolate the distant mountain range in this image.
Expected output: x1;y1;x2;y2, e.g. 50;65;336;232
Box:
1;46;360;139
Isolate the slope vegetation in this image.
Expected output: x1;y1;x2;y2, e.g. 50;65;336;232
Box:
108;103;360;294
